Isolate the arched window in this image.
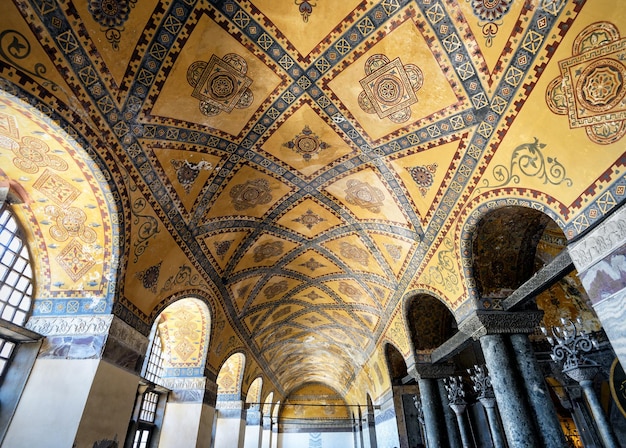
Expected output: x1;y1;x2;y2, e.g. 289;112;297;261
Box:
0;204;34;380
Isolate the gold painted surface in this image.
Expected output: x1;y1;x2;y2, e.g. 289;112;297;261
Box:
3;0;626;404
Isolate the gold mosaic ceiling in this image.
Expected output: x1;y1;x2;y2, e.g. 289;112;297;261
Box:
1;0;625;397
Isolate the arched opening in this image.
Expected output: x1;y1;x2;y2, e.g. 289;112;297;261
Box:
214;352;247;448
128;296;212;448
382;343;415;447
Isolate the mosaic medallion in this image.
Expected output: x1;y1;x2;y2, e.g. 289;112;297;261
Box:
303;290;323;301
45;205;97;243
407;162;438;197
230;179;273;211
136;261;162;293
339;241;369;266
546;22;626;144
384;243;403;261
344;179;385;213
253;241;284;262
187;53;254;117
88;0;137;50
470;0;514;47
338;281;361;299
56;238;95;282
358;54;423;123
300;257;326;271
292;209;326;229
171;159;213;193
214;240;233;260
4;122;68;173
283;125;330;160
264;280;289;299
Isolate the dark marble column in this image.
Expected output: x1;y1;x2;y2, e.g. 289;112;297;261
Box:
480;333;539;448
437;380;462;448
418;378;446;448
509;333;567;448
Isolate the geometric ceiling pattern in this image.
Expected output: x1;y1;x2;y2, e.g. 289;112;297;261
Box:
1;0;625;400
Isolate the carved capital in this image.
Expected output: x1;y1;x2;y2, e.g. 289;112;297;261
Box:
569;204;626;272
459;310;543;339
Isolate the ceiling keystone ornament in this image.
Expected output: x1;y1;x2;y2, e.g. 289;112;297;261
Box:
338;281;362;299
282;125;330;160
214;240;233;260
187;53;253;117
470;0;514;47
88;0;137;50
344;179;385;213
546;21;626;145
358;54;423;123
292;208;326;229
264;280;289;299
407;163;438;197
229;179;273;211
300;257;326;272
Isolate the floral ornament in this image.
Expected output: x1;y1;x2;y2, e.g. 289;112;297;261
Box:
407;163;438;197
293;209;326;230
283;125;330;160
358;54;423;123
339;241;369;266
295;0;316;22
470;0;513;47
136;261;162;293
88;0;137;50
546;22;626;144
344;179;385;213
229;179;273;211
253;241;284;262
171;159;214;193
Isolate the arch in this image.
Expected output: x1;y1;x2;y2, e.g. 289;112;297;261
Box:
457;197;566;305
0;83;122;315
263;391;274;415
146;296;212;380
405;292;458;352
245;376;263;409
217;351;246;400
384;342;409;386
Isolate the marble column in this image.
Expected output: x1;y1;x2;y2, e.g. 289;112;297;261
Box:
418;378;446;448
437;380;461;448
509;333;567;448
568;203;626;370
480;333;539;448
5;315;146;448
478;397;505;448
364;410;377;448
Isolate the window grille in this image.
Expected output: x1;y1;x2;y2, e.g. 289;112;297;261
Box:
144;326;164;384
0;205;33;380
139;391;159;423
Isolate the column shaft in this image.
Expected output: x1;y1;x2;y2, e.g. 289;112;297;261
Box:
418;378;445;448
480;334;539;448
509;333;567;448
580;380;619;448
437;380;461;448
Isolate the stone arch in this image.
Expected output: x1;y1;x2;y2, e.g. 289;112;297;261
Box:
216;351;246;400
262;391;274;415
384;342;409;385
405;292;458;354
0;83;122;315
457;197;566;306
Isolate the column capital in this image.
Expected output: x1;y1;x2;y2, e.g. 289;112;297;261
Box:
458;310;543;339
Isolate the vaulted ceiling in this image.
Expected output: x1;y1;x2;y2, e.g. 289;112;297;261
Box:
1;0;624;399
